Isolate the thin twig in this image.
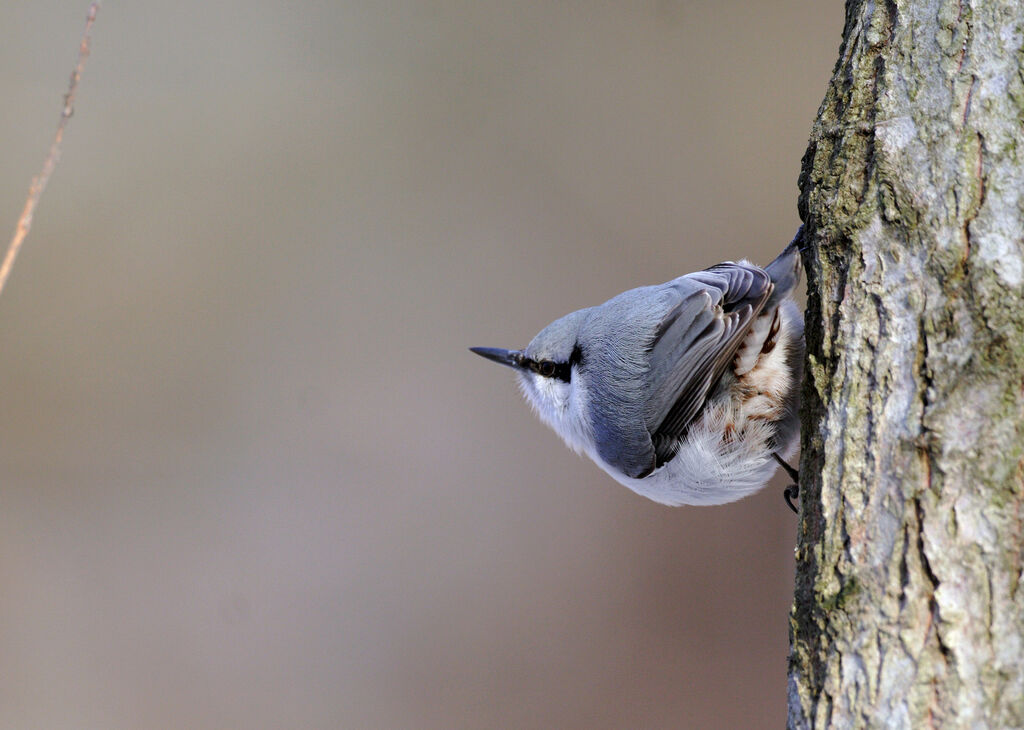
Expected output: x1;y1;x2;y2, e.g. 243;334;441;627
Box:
0;3;99;298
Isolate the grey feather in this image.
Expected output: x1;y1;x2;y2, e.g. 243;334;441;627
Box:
642;263;773;464
762;228;803;307
572;288;667;479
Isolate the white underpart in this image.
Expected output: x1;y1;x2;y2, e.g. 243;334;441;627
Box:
733;309;776;376
617;400;782;505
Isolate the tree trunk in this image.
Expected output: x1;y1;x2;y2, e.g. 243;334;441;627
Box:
788;1;1024;727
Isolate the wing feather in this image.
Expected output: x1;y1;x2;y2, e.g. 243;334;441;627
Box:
643;262;774;466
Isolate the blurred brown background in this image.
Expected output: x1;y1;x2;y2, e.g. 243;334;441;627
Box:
0;3;837;728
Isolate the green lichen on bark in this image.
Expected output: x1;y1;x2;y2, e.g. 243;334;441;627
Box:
789;0;1024;728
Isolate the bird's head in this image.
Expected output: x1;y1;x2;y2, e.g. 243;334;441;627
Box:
471;309;587;430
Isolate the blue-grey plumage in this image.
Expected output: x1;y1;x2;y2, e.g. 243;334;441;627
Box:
471;231;804;506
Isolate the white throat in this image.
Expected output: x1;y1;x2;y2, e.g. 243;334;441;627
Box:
517;369;592;457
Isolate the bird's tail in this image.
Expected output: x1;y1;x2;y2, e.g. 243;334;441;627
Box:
764;225;804;306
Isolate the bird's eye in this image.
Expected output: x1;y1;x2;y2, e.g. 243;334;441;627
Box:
538;360;556;377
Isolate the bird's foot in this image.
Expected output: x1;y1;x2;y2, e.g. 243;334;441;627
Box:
772;452;799;514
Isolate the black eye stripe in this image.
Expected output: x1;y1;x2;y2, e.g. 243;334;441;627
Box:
528;356;577;384
523;344;580;383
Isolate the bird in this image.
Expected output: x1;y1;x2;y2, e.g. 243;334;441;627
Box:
470;229;804;509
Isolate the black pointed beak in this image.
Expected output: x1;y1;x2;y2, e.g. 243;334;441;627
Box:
469;346;523;370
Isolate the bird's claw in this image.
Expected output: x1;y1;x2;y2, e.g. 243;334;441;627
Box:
783;483;799;514
772;452;800;514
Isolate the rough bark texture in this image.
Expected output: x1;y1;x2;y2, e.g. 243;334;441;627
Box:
789;1;1024;728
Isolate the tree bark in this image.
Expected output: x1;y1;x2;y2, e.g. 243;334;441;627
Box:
789;1;1024;728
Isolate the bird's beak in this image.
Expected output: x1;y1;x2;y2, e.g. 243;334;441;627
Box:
469;346;524;370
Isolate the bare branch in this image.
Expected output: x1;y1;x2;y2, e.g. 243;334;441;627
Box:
0;3;99;298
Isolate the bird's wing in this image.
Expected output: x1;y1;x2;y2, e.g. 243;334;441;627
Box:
644;262;774;466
